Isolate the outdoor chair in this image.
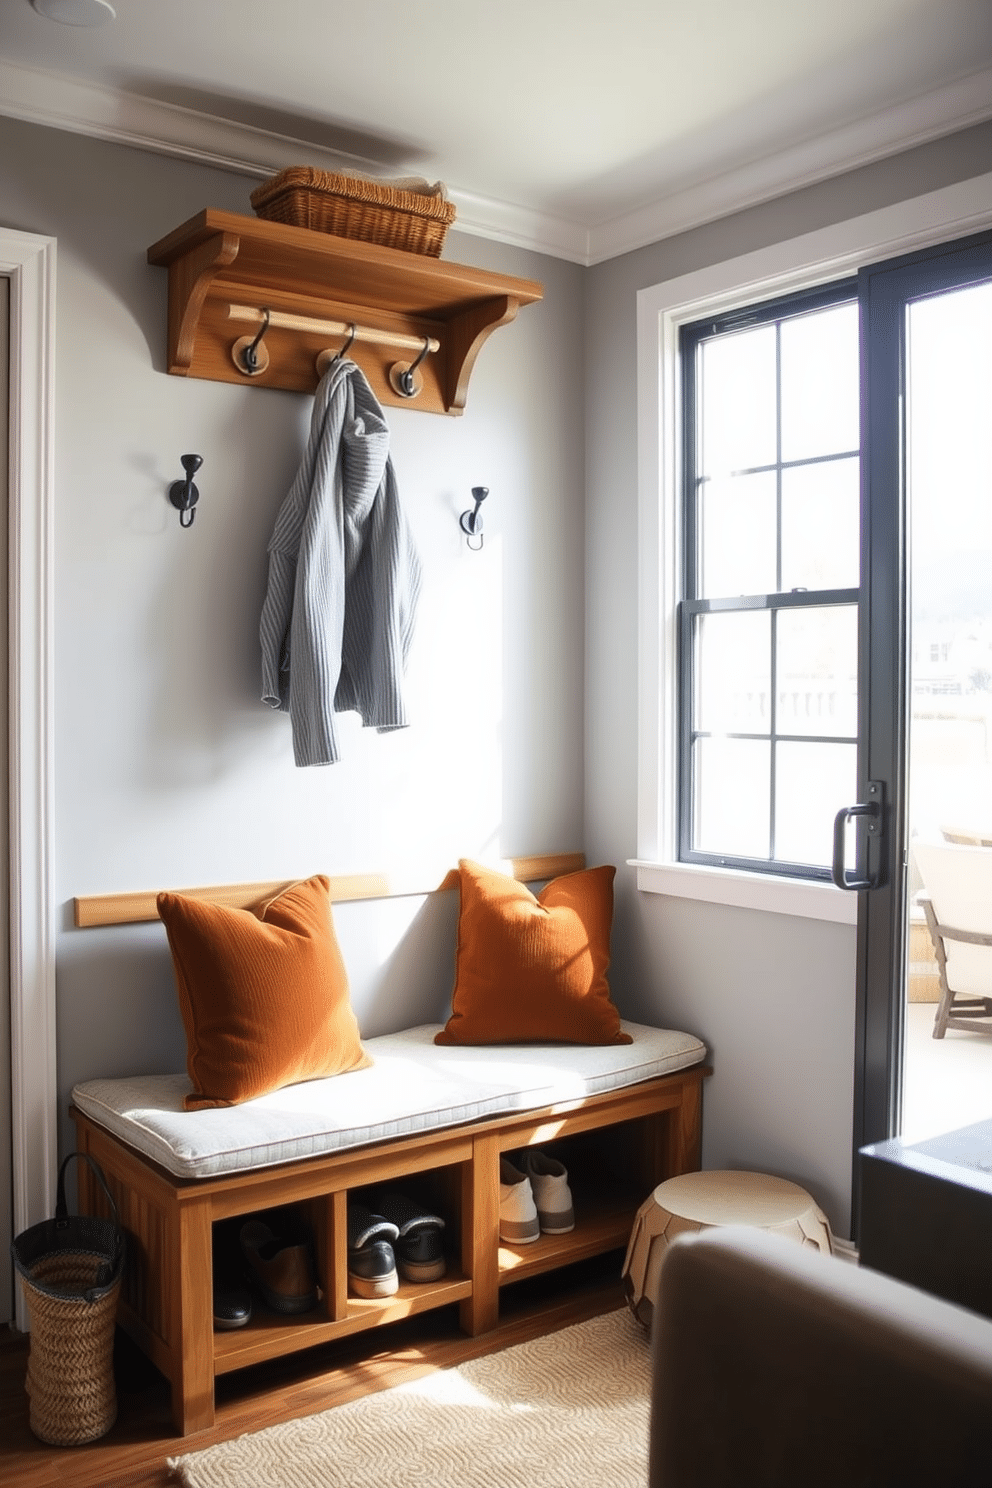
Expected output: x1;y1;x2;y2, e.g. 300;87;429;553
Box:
912;841;992;1040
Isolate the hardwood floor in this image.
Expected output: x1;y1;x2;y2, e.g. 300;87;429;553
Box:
1;1252;628;1488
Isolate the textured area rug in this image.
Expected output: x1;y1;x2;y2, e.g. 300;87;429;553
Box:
168;1308;651;1488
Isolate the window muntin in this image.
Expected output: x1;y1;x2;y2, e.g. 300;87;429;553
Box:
679;283;860;879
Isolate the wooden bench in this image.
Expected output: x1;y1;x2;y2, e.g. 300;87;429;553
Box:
68;862;710;1437
71;1035;709;1437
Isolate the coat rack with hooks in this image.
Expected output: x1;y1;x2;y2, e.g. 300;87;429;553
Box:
227;303;441;400
147;209;544;416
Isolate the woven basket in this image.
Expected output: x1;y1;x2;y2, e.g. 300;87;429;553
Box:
20;1253;122;1445
12;1153;126;1446
250;166;455;256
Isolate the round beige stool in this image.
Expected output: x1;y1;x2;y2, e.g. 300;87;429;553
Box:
621;1169;833;1328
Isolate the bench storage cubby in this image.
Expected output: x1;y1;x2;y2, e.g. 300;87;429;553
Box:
70;1022;709;1436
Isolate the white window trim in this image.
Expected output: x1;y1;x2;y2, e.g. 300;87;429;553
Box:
633;170;992;925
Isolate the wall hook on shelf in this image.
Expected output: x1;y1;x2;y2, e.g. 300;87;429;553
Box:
333;322;357;362
459;486;488;550
169;454;202;528
315;323;357;376
389;335;433;400
231;307;271;376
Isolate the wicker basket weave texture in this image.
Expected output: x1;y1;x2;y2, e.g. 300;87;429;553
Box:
250;166;456;256
20;1251;121;1446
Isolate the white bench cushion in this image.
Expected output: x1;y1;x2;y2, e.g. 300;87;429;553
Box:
71;1021;706;1181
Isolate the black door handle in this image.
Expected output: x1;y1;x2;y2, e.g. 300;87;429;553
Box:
832;781;885;890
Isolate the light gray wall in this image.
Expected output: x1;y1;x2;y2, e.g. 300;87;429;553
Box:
584;120;992;1240
5;103;990;1249
0;115;585;1161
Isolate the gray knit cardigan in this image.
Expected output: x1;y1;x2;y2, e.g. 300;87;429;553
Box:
260;359;421;766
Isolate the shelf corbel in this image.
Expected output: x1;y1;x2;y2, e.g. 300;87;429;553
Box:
167;230;241;374
444;293;520;413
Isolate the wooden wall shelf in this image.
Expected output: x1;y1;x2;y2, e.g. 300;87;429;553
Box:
147;210;544;415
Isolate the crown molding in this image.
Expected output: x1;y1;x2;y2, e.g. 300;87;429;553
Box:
0;57;591;261
445;187;588;263
587;66;992;264
0;56;385;177
1;55;990;267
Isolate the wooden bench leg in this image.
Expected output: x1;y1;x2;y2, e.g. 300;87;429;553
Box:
460;1132;500;1336
666;1078;703;1177
329;1190;350;1320
626;1083;705;1194
170;1197;215;1435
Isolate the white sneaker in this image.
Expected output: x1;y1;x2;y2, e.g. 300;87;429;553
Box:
517;1149;575;1234
499;1157;540;1243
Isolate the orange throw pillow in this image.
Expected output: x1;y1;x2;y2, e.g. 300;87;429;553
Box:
158;875;371;1110
435;860;630;1046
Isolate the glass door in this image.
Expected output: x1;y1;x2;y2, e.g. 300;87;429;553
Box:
900;273;992;1141
854;233;992;1190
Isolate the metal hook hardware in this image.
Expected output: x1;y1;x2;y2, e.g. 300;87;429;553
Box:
315;324;360;377
169;453;203;529
239;307;270;375
393;335;433;399
459;486;489;550
334;323;357;361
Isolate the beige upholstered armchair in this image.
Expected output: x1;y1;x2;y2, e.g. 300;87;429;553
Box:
650;1226;992;1487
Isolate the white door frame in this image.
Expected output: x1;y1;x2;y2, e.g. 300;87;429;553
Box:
2;227;56;1333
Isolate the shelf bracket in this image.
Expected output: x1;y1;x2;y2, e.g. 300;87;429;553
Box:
446;295;521;413
168;231;241;375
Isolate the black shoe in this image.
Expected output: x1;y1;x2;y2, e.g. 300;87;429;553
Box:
374;1191;447;1283
213;1280;252;1330
347;1203;399;1298
213;1216;253;1330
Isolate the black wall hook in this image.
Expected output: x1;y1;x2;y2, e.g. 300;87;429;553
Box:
396;335;432;398
459;486;489;550
169;453;202;529
241;308;270;374
333;323;357;362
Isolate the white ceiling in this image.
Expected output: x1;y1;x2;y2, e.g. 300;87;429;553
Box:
2;0;991;262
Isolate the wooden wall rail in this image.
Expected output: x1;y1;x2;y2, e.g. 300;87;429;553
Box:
73;853;586;929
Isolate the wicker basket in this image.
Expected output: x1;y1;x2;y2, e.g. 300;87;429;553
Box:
250;166;455;257
20;1253;122;1445
12;1153;126;1446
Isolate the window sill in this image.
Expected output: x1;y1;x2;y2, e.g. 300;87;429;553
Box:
628;859;858;924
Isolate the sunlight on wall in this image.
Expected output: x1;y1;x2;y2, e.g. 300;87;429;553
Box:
323;528;508;1035
386;529;505;884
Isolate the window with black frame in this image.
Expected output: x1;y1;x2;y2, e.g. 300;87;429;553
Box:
678;280;861;878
